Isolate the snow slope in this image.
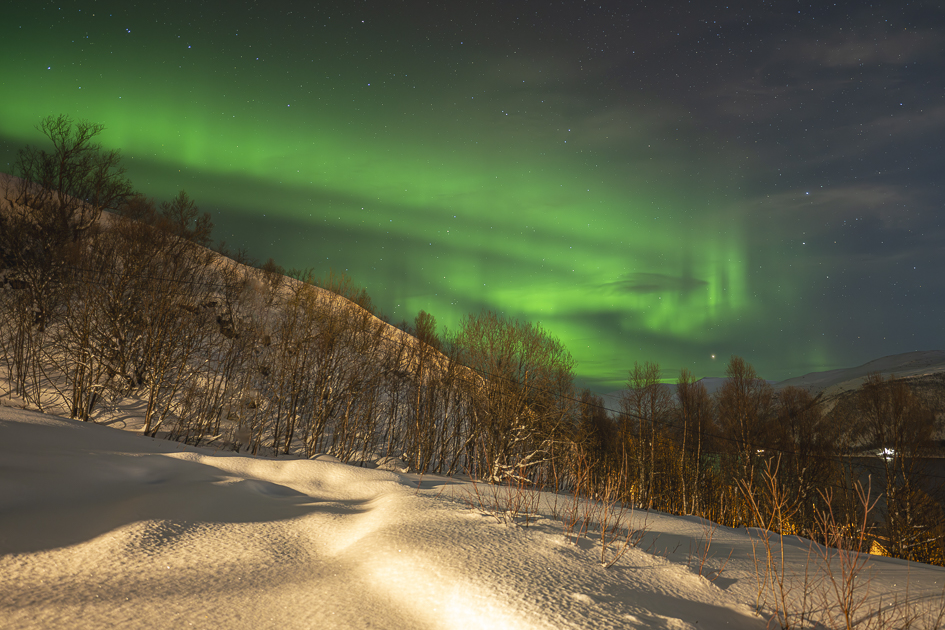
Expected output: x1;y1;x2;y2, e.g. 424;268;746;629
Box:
776;350;945;396
2;406;945;629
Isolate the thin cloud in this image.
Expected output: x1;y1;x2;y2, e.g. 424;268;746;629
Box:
606;272;708;295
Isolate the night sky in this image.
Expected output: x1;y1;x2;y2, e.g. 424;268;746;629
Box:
2;1;943;391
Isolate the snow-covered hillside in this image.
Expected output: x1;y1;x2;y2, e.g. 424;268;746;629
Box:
3;405;945;629
777;350;945;396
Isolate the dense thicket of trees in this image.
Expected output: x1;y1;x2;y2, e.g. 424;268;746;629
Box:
2;116;944;566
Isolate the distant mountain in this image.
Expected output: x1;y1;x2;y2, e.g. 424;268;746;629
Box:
600;350;945;412
775;350;945;397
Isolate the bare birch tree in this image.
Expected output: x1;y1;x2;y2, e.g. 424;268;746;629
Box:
621;361;672;509
449;311;575;483
675;368;712;515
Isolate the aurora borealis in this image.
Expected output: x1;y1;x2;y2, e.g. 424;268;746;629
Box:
2;1;943;391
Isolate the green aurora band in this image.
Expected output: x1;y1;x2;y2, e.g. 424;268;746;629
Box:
0;6;802;390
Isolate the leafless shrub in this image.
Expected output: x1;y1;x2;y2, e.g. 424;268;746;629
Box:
465;471;541;527
740;457;818;629
814;482;880;630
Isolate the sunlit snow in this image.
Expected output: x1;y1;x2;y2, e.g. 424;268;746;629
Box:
3;405;945;629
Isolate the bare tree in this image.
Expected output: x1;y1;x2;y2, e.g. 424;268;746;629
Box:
6;115;133;245
715;356;774;524
52;223;124;420
0;116;132;405
449;311;575;483
621;361;672;509
405;310;444;472
110;197;217;437
262;277;322;455
573;389;619;494
676;368;712;515
770;385;840;536
858;373;943;561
